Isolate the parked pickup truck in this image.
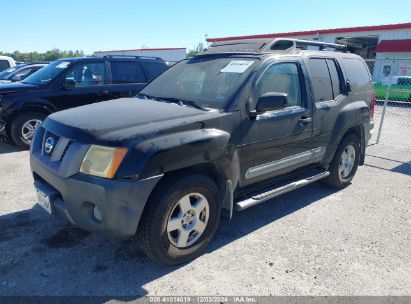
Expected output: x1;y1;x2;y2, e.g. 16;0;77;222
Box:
30;39;374;265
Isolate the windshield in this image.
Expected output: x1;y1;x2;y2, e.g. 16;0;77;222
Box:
140;57;256;109
23;60;72;85
0;65;23;79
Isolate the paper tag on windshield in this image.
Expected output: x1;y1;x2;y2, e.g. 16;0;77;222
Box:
56;61;70;69
220;60;253;73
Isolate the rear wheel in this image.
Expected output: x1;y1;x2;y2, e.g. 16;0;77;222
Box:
138;174;221;265
10;112;46;149
323;133;360;188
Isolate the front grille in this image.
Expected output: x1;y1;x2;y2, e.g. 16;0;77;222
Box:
32;126;89;178
41;130;72;162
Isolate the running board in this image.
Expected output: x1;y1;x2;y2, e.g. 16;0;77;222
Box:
235;171;330;211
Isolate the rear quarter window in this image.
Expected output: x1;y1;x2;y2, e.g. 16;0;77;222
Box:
342;58;372;92
141;62;168;81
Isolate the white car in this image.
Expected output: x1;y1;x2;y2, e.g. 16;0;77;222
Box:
0;56;16;72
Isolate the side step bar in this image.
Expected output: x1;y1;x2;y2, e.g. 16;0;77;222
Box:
235;171;330;211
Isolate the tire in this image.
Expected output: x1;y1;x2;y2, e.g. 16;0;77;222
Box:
323;133;361;188
138;174;221;265
10;112;46;149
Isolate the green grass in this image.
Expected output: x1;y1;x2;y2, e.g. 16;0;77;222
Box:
374;83;411;102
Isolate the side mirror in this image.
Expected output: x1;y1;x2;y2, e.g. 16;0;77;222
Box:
11;75;21;82
62;79;75;90
255;92;287;113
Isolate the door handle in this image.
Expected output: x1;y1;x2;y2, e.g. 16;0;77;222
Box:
97;90;109;96
298;116;312;124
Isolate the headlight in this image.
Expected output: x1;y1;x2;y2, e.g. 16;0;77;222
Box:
80;145;128;179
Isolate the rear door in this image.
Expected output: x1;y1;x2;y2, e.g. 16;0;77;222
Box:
107;61;146;99
305;57;348;143
240;60;317;186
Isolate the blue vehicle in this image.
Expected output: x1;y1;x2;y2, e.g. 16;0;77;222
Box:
0;63;48;83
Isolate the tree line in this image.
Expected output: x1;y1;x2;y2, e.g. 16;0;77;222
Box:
2;43;207;62
0;49;85;62
187;42;205;57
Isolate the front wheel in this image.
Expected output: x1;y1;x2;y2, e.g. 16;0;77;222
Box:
323;133;361;188
10;112;46;149
137;174;221;265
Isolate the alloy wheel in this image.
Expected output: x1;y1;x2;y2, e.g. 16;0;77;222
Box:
21;119;42;144
167;193;209;248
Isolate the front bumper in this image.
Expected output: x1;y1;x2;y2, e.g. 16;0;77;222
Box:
30;129;162;237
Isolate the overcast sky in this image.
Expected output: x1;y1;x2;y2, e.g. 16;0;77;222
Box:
2;0;411;54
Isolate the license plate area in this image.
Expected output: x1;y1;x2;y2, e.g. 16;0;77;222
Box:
36;189;54;214
34;180;59;215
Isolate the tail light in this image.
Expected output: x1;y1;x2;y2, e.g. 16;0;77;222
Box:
370;91;375;118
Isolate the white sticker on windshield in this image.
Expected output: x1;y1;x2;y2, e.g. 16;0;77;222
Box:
56;61;70;69
220;60;254;73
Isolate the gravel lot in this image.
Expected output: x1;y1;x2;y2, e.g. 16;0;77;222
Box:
0;106;410;298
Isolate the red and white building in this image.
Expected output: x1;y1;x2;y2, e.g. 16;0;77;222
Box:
94;47;186;64
207;23;411;82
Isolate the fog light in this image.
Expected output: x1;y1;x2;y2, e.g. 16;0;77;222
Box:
93;205;103;223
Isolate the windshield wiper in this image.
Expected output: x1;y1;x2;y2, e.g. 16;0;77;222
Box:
137;93;208;111
136;92;161;100
157;97;208;111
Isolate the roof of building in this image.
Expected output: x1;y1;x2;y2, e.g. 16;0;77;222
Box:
375;39;411;52
207;22;411;43
94;47;186;53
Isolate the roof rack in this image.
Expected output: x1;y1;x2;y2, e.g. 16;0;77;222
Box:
101;55;164;61
200;38;348;55
270;39;348;52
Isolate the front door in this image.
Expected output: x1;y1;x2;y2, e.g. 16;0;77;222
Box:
49;61;109;110
240;61;318;186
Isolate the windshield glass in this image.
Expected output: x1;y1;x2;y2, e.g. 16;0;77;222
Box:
23;60;72;85
0;65;23;79
140;57;256;109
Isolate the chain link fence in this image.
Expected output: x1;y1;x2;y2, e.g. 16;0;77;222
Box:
364;59;411;173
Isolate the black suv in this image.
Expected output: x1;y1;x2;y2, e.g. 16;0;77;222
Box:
0;56;168;148
30;39;374;265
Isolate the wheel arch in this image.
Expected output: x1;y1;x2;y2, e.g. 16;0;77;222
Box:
142;162;233;224
322;123;365;166
5;104;54;137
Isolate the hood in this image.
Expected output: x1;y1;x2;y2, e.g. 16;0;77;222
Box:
43;98;224;144
0;82;38;93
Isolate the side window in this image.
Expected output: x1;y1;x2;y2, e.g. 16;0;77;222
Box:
307;58;333;102
65;62;105;87
141;62;168;81
326;59;343;98
342;58;372;91
0;60;10;71
111;62;145;84
15;68;33;80
256;62;302;107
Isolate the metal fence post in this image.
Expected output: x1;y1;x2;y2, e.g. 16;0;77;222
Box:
376;60;394;144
